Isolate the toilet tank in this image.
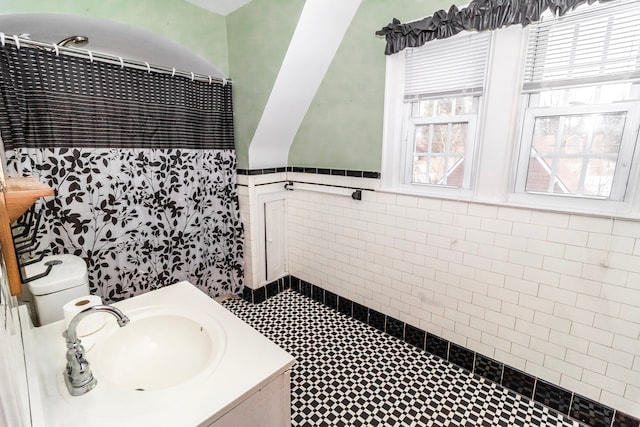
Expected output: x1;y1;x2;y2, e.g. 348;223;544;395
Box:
24;255;90;326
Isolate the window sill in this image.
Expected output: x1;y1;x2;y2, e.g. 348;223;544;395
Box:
378;184;640;221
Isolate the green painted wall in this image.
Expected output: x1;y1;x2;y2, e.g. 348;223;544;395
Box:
288;0;451;171
0;0;229;75
226;0;305;169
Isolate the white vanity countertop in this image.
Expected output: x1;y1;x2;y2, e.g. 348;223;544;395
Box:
23;281;295;427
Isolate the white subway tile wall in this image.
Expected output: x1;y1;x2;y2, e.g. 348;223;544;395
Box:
266;174;640;418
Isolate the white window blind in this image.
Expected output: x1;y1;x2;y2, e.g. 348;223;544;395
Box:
523;0;640;92
404;32;491;100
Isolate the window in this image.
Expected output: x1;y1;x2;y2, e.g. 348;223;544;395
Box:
382;31;491;197
406;96;478;187
382;0;640;217
515;0;640;205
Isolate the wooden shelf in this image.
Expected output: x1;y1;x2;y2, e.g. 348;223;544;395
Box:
1;177;54;296
4;177;55;223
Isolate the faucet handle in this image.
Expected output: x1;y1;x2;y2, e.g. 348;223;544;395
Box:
62;304;129;396
64;339;97;394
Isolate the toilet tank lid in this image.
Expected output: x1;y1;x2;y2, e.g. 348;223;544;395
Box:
24;254;89;295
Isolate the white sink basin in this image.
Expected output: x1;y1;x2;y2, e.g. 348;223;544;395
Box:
26;282;295;426
91;306;226;391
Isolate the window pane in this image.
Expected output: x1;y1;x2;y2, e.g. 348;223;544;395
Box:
411;119;468;187
428;156;446;183
414;96;478;118
525;157;553;193
405;94;477;190
535;83;633;108
412;154;466;186
532;117;560;154
525;112;626;198
432;124;448;153
436;99;453;115
454;97;475;114
418;100;435;117
414;125;429;153
584;158;615;197
559;116;588;154
451;123;467;153
554;157;584;194
413;156;428;183
447;156;464;186
410;101;421;117
591;114;624;154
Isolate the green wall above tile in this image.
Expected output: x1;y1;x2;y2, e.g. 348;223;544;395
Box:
226;0;305;169
288;0;452;172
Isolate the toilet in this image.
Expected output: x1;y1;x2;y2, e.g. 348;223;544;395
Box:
23;254;90;326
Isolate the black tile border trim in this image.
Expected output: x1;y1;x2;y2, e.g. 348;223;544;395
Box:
242;276;291;303
237;167;288;175
240;276;640;427
237;167;380;179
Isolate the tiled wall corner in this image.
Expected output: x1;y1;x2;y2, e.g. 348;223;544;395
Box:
236;183;259;288
236;171;288;289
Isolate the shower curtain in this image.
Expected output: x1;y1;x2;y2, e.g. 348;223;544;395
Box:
0;43;244;302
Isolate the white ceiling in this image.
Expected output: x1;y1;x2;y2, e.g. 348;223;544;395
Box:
183;0;252;16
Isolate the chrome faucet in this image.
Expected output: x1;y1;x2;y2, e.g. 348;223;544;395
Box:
63;304;129;396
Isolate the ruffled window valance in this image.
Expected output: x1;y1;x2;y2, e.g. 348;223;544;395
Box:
375;0;605;55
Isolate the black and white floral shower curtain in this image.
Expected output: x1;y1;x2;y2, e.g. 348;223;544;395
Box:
0;43;244;302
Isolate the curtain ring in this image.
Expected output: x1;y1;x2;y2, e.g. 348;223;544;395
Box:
190;72;195;81
208;75;212;84
172;67;176;77
144;62;150;73
88;50;94;62
118;57;124;68
0;33;6;47
222;78;228;86
52;43;59;56
12;35;20;49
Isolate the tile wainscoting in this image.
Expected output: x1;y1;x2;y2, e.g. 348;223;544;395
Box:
236;166;640;423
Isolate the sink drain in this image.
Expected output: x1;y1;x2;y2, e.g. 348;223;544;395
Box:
134;388;145;392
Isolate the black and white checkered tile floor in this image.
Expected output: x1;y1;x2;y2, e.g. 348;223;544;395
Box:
222;290;581;427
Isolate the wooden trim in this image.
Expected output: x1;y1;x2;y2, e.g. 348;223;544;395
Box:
1;177;54;296
0;192;22;295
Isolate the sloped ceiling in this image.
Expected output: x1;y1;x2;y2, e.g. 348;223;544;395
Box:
248;0;363;168
184;0;252;16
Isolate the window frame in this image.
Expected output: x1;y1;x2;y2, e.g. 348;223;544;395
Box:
404;110;478;189
381;32;489;200
509;0;640;214
509;100;640;214
515;102;640;200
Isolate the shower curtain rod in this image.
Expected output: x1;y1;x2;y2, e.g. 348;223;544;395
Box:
0;33;230;85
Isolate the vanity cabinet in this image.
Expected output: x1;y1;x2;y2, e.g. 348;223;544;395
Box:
0;177;54;295
204;370;291;427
